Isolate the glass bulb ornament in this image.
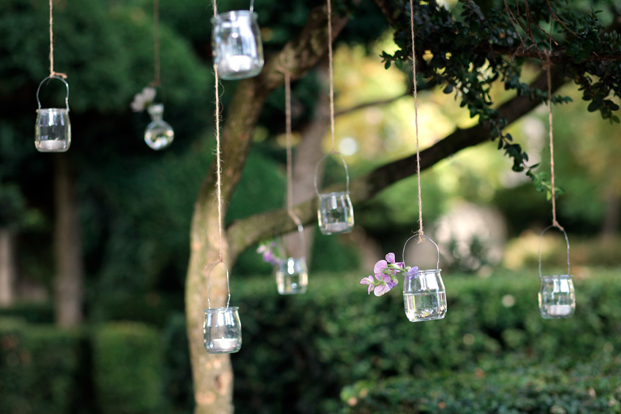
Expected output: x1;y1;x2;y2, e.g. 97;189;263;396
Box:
35;76;71;153
144;104;174;150
401;234;447;322
537;226;575;319
212;10;264;80
314;153;354;235
204;307;242;354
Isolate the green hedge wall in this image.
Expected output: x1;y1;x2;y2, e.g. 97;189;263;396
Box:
340;356;621;413
93;322;164;414
223;269;621;414
0;317;83;414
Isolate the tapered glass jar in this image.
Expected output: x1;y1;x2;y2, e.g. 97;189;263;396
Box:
212;11;264;80
276;257;308;295
35;76;71;153
315;153;354;235
401;234;447;322
144;104;174;150
537;225;575;319
204;307;242;354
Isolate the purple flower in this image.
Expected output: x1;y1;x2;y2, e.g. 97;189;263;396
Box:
406;266;419;279
374;260;387;275
360;276;375;295
373;284;390;296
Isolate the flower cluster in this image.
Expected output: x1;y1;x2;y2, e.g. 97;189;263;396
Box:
130;87;157;112
257;241;283;266
360;253;418;296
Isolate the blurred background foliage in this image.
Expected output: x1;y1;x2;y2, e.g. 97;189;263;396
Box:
1;0;621;412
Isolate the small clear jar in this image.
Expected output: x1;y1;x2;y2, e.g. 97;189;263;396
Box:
401;234;447;322
204;307;242;354
317;191;354;235
276;257;308;295
212;11;264;80
315;153;354;235
35;76;71;153
537;225;575;319
144;104;174;150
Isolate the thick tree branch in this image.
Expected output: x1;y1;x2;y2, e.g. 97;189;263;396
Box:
227;66;567;258
483;43;621;63
335;91;409;117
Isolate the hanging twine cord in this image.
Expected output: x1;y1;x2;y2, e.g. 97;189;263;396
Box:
152;0;161;87
327;0;337;153
409;0;423;241
49;0;66;79
545;22;563;231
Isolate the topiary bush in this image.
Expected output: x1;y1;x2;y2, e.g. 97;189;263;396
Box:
93;321;164;414
0;317;84;414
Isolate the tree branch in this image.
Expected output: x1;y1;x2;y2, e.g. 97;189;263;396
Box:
226;66;567;258
335;91;409;117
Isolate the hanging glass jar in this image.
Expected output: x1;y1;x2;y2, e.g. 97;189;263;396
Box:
538;226;575;319
314;153;354;235
212;1;264;81
144;103;174;150
274;213;308;295
35;76;71;153
203;262;242;354
401;234;447;322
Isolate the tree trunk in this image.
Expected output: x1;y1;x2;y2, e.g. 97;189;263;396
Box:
601;191;619;243
54;154;84;327
185;5;357;413
285;60;331;261
0;228;16;308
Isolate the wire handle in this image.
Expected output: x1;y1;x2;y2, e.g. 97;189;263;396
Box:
275;211;307;259
402;232;440;271
36;76;69;111
313;152;350;196
538;225;570;278
205;260;231;309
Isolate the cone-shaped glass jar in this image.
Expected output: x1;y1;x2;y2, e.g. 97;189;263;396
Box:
276;257;308;295
537;225;575;319
204;307;242;354
401;234;447;322
35;76;71;153
145;104;174;150
212;11;264;80
539;275;575;319
315;153;354;235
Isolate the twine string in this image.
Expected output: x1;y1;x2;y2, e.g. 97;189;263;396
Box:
152;0;161;87
284;64;295;216
546;21;562;231
49;0;66;79
327;0;336;153
205;0;228;308
410;0;423;242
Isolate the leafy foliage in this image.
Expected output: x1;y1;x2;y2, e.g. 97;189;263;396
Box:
380;0;621;198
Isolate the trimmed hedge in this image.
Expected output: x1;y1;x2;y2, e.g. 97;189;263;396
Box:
93;322;164;414
223;269;621;414
341;356;621;413
0;317;83;414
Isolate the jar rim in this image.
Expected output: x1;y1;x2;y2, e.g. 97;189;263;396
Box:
204;307;239;313
409;268;442;274
318;190;350;197
540;274;572;279
36;108;69;113
211;10;258;23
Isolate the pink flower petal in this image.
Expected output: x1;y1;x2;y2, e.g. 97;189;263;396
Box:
385;253;395;263
374;260;387;275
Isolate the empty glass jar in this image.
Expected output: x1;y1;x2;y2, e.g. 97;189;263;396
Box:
204;307;242;354
144;104;174;150
35;76;71;153
315;153;354;235
538;225;575;319
276;257;308;295
401;234;447;322
212;10;264;80
539;275;575;319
